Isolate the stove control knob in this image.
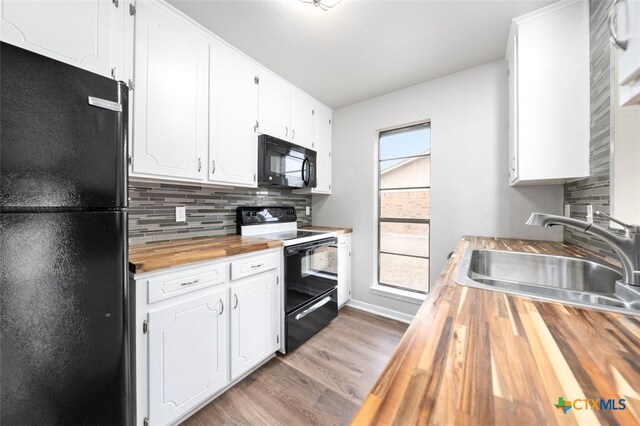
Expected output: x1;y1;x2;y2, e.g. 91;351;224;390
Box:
245;212;251;217
252;212;257;216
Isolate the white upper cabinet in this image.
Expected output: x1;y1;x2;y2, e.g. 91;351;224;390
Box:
258;71;291;141
132;0;209;181
209;40;259;187
258;70;315;149
148;288;228;426
289;91;315;149
610;0;640;106
312;105;332;194
0;0;127;79
506;0;589;185
230;271;280;381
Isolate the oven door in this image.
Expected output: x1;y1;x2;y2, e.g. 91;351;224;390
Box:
259;135;317;188
284;237;337;313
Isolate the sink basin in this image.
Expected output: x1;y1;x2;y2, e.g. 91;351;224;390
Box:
456;248;640;316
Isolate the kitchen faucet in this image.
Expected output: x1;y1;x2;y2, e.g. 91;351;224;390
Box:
526;212;640;286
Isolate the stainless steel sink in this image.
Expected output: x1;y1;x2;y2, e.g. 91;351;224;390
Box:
456;248;640;316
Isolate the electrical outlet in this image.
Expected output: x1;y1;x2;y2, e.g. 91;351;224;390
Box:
586;205;593;224
564;204;570;218
176;206;186;222
305;206;310;216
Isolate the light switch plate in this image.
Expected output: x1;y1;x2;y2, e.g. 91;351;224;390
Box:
305;206;310;216
176;206;186;222
586;205;593;224
564;204;570;218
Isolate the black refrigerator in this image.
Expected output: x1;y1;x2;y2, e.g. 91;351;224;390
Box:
0;43;130;425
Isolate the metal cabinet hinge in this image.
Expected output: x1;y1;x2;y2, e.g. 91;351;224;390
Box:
143;417;149;426
143;320;149;334
111;67;117;79
276;335;279;344
128;79;135;91
312;109;315;116
129;3;136;15
329;119;331;124
329;184;331;190
329;152;331;157
254;76;259;85
112;0;119;7
254;120;259;132
276;276;279;285
253;173;256;182
127;155;132;166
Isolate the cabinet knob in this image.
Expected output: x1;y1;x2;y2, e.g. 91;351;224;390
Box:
233;294;239;309
291;129;295;139
285;126;289;137
219;299;224;315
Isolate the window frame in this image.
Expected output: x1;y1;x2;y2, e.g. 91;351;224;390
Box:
376;122;431;295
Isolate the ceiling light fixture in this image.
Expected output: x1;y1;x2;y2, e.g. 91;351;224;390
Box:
300;0;341;11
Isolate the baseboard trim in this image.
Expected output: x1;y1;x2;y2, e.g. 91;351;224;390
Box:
345;299;414;324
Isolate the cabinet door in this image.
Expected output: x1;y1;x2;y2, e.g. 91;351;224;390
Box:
337;235;352;307
148;288;228;426
0;0;123;79
507;33;519;183
230;271;279;380
258;71;290;141
312;106;332;194
133;1;208;181
209;41;258;187
289;91;315;149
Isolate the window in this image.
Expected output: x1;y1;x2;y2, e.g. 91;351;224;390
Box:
377;123;430;293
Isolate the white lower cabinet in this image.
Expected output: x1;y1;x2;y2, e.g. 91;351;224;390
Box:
148;288;228;426
230;271;280;380
133;248;282;426
337;234;352;307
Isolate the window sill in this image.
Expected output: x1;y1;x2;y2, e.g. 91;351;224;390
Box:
370;284;427;305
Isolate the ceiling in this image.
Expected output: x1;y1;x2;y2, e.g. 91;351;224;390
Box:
168;0;554;109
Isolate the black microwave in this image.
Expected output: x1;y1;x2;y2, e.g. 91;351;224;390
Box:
258;135;317;188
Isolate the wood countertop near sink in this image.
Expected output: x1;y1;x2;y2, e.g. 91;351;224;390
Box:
129;235;283;274
352;236;640;425
301;225;353;235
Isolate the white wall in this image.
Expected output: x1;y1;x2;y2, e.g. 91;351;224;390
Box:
313;59;563;316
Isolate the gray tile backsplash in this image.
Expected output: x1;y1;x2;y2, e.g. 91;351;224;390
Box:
128;179;312;245
563;0;617;261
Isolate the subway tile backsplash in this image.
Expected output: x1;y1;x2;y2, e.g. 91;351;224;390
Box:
563;0;616;261
128;179;312;245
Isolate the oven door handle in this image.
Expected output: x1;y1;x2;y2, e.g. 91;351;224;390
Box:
285;237;337;255
295;296;333;321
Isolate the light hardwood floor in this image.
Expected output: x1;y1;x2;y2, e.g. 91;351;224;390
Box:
181;306;408;426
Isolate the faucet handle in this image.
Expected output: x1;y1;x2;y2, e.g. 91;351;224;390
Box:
595;211;639;234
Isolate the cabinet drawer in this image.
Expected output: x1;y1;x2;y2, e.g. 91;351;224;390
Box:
231;252;278;281
148;264;226;304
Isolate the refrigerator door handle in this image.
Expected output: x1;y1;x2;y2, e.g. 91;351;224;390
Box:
87;96;122;112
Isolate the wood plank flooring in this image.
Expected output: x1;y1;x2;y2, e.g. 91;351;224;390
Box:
181;306;408;426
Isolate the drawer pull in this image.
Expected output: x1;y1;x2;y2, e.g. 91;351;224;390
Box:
295;296;332;321
250;263;264;269
180;279;200;287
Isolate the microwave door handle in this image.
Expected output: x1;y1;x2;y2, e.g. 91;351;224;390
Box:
302;157;310;185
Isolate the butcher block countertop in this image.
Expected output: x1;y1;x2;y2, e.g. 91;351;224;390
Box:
352;236;640;426
302;225;353;235
129;235;283;274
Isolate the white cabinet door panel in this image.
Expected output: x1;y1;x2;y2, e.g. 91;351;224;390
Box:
133;1;208;180
148;288;228;426
230;272;279;380
258;71;290;141
312;106;332;193
289;91;314;149
209;41;258;187
0;0;121;78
